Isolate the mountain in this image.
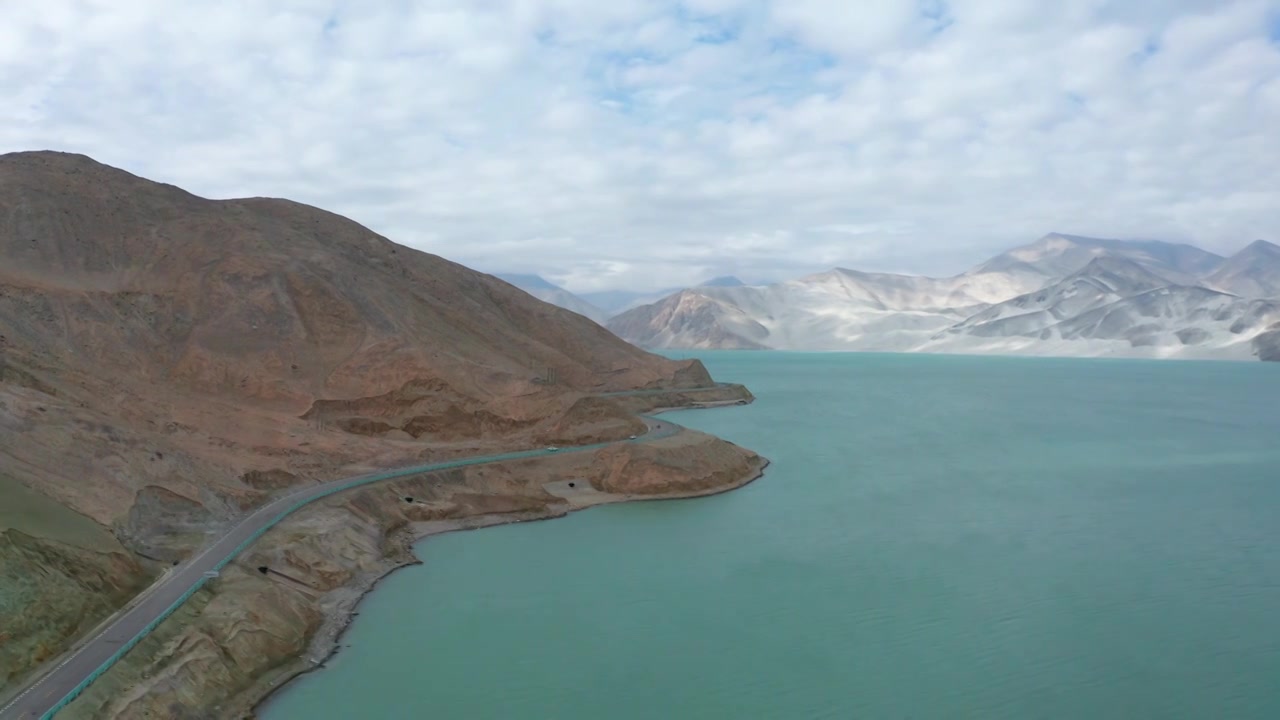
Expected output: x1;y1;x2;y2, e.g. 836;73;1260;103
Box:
581;276;748;316
972;232;1225;285
606;290;770;350
924;286;1280;359
608;234;1280;360
1055;287;1277;346
494;273;608;323
0;151;726;690
941;257;1175;339
608;268;994;352
700;276;745;288
604;254;1084;352
1202;240;1280;298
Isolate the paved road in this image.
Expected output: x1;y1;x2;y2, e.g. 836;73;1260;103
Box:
1;415;684;719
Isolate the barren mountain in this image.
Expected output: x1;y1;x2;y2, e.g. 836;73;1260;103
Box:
924;286;1280;359
1203;240;1280;298
0;151;743;692
608;234;1278;360
606;290;770;350
607;268;991;352
971;232;1224;286
943;257;1177;338
1055;287;1277;345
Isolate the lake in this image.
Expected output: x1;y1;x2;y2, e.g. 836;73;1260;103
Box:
263;352;1280;719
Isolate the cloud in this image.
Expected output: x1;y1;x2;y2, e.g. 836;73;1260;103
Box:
772;0;925;56
2;0;1278;292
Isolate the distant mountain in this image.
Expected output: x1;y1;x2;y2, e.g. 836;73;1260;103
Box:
1053;287;1276;347
924;285;1280;359
1203;240;1280;298
577;289;655;315
607;234;1280;361
700;276;745;288
495;274;608;324
608;268;993;352
972;232;1225;285
494;273;561;292
802;267;1021;310
581;276;750;316
942;257;1175;339
606;290;770;350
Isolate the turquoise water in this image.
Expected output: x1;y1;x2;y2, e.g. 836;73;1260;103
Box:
264;353;1280;719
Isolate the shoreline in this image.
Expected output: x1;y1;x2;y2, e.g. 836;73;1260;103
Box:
239;402;766;719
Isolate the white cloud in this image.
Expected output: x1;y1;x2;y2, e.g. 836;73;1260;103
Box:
1;0;1278;291
772;0;924;56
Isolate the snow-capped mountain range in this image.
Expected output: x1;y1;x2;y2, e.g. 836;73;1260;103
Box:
602;234;1280;361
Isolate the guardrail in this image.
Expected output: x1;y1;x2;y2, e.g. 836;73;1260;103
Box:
597;382;734;397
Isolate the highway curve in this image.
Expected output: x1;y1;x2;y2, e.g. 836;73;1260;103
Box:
2;415;683;719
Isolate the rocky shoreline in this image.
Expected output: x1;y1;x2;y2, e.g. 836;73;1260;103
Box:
53;396;765;719
251;450;769;719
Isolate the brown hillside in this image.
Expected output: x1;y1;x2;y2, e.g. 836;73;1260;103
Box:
0;151;708;402
0;150;714;521
0;150;724;685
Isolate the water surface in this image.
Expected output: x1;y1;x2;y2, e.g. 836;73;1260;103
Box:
265;353;1280;719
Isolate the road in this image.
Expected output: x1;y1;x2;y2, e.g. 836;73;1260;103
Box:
1;416;682;719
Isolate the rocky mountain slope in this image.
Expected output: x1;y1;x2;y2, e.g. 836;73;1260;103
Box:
608;234;1280;361
607;290;772;350
1203;240;1280;298
944;256;1175;337
0;151;755;698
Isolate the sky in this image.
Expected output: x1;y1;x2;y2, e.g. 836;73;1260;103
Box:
2;0;1279;292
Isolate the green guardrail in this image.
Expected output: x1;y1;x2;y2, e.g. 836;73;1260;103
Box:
39;418;679;718
597;383;734;398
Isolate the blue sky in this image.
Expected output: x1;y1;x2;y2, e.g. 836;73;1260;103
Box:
1;0;1278;291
